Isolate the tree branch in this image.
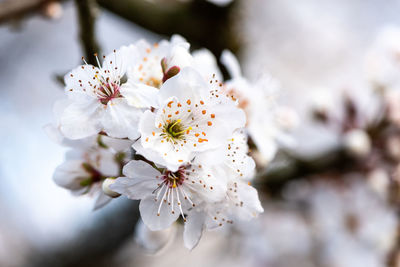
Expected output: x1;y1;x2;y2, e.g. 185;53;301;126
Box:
75;0;101;65
96;0;241;57
254;146;354;195
0;0;66;24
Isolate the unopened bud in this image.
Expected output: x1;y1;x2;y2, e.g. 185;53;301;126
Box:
102;178;121;198
343;129;371;157
161;58;168;74
275;106;299;130
309;89;333;123
386;136;400;160
42;1;63;20
367;168;389;198
162;66;180;82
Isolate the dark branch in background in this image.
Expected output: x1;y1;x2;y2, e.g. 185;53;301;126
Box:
0;0;63;24
75;0;101;65
28;200;140;267
96;0;241;57
254;146;352;196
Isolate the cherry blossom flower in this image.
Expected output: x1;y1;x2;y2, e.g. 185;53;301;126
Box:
110;160;227;231
366;26;400;92
300;180;397;267
195;129;256;180
183;177;263;249
53;134;132;209
121;35;193;108
58;46;143;140
135;67;246;171
221;50;294;164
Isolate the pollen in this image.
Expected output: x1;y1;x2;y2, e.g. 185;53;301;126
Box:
207;121;212;126
211;114;215;118
202;110;206;115
187;99;191;105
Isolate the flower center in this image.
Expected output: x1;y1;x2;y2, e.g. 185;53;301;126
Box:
162;168;185;188
145;77;162;88
97;82;121;105
162;119;192;140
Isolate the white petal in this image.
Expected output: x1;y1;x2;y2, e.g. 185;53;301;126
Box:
183;209;206;250
60;100;103;139
53;160;87;191
102;45;137;81
250;129;278;162
230;180;264;220
186;166;227;203
93;191;112;210
110;160;161;199
122;160;161;178
64;65;100;101
139;196;180;231
99;135;133;152
192;48;223;82
132;140;172;170
111;176;158;200
135;219;176;254
95;149;121;177
170;34;190;49
158;67;209;103
221;50;242;79
102;98;142;140
120;82;159;108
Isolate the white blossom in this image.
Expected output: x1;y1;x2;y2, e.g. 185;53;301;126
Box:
134;219;177;254
365;26;400;92
343;129;371;158
58;46;145;140
183;177;263;249
298;180;397;267
120;35;193;108
221;50;293;164
110;160;227;231
52;134;131;209
135;67;245;171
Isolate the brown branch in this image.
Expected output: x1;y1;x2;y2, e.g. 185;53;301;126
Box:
75;0;101;65
0;0;65;24
254;146;353;196
96;0;241;57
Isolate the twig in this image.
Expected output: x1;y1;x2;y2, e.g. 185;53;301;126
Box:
96;0;240;57
0;0;67;24
254;146;352;195
28;199;140;267
74;0;101;65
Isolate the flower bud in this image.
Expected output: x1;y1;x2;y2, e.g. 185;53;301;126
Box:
275;106;299;130
42;1;63;20
309;89;334;123
386;136;400;160
102;178;121;198
343;129;371;157
367;168;390;198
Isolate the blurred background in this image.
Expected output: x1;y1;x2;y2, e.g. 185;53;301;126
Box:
2;0;400;266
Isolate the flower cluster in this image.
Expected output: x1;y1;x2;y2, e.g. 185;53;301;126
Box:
46;35;285;249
